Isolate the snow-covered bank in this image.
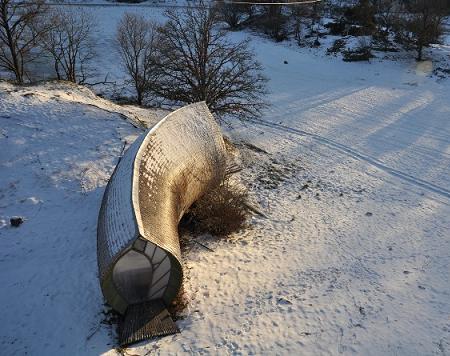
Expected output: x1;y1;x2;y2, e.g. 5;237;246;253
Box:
0;82;156;354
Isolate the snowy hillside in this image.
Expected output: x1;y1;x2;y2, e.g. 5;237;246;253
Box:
1;4;450;356
0;82;161;354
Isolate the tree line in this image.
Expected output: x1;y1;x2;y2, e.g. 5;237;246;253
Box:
0;0;267;121
217;0;449;61
1;0;448;119
0;0;96;84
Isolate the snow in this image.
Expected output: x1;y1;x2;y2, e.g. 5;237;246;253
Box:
1;5;450;356
0;82;156;354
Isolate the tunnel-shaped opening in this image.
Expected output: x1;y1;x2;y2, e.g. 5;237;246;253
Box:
113;250;152;304
112;243;172;305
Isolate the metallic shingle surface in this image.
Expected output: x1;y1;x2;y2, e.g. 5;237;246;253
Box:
97;133;144;281
97;102;227;314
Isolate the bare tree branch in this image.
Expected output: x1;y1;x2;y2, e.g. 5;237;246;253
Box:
0;0;48;83
40;7;96;83
155;2;268;121
394;0;446;61
115;13;160;106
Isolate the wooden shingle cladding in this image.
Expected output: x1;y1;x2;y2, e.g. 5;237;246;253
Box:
97;102;227;315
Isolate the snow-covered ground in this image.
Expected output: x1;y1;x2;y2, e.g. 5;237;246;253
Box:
1;5;450;356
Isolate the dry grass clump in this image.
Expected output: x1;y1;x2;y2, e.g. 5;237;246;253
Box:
184;176;249;237
172;176;249;318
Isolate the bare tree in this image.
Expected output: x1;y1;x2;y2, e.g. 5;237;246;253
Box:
41;8;95;84
290;4;314;44
396;0;446;61
215;2;252;30
370;0;396;32
251;1;288;41
116;13;160;105
366;0;397;51
155;3;268;121
0;0;48;83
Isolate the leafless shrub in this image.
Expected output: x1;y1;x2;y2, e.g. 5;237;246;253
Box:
343;37;374;62
186;175;249;237
327;38;346;56
155;2;268;121
0;0;48;83
116;13;160;105
41;8;95;84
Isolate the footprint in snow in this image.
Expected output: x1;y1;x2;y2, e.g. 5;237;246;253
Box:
277;297;292;305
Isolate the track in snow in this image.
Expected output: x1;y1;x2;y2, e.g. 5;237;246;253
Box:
248;118;450;200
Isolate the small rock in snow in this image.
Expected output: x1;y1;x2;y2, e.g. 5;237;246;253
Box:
359;306;366;316
10;216;24;227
